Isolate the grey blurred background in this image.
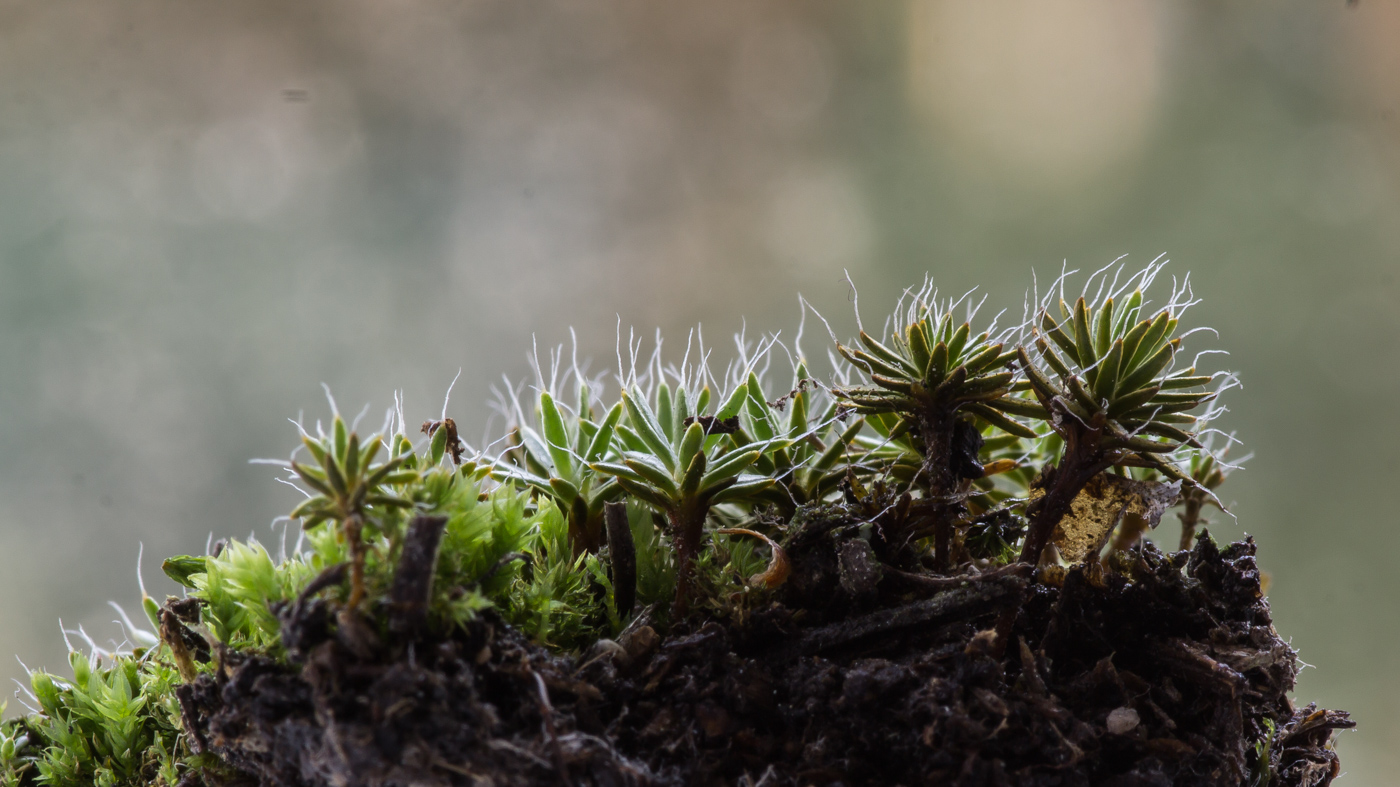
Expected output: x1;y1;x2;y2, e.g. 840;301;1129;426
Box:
0;0;1393;780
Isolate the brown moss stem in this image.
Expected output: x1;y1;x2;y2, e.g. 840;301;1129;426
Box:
1177;494;1204;551
669;504;707;618
918;408;957;573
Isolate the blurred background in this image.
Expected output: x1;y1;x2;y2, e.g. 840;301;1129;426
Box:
0;0;1393;779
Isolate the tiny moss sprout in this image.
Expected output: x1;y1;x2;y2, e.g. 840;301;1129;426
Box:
0;259;1244;786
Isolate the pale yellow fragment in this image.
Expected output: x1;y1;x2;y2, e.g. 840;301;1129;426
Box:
1051;474;1180;564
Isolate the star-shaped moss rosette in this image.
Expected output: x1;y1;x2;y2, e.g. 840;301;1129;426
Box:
726;362;863;519
493;381;625;557
286;406;416;609
591;378;781;616
1014;263;1234;566
832;283;1039;570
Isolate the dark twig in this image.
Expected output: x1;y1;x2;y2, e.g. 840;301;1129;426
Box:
604;502;636;618
390;515;448;639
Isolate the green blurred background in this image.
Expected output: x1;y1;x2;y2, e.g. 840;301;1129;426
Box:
0;0;1392;780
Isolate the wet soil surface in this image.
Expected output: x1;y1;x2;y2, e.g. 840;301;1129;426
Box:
177;530;1352;786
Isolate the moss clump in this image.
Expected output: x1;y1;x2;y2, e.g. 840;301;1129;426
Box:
2;260;1339;786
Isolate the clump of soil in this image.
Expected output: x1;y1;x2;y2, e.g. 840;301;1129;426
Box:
176;526;1351;787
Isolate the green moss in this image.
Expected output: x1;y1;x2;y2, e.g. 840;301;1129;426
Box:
1;261;1239;785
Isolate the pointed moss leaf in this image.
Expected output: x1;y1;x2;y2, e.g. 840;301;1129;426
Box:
858;330;918;375
928;342;949;383
787;383;809;438
677;421;705;473
813;419;861;472
590;461;648;486
1036;338;1075;382
1072;297;1096;367
576;417;599;454
161;556;206;589
1041;313;1081;363
656;383;674;442
936;312;954;344
964;402;1039;439
715;382;749;420
343;432;362;485
365;494;414;509
701;449;761;491
1121;399;1210;419
622;390;677;472
291;461;335;497
622;454;681;497
1115;290;1143;336
743;372;776;441
985;396;1050;420
1105;433;1182;454
549;476;581;505
1092;340;1124;403
947;323;971;365
289;496;331;520
30;672;59;716
615;424;649;453
680;451;707;497
960;371;1014;395
615;477;674;512
584;401;623;462
359;436;382;472
1131;421;1197;445
364;455;411;487
672;386;691;440
493;463;553;496
1116;343;1175;396
1066;374;1100;412
333;415;348;465
141;596;161;633
1107;385;1161;417
838;344;909;380
539;392;576;481
932;364;968;401
429;421;449;466
1018;347;1061;403
1149;391;1214;406
1160;374;1212;390
1128;311;1172;370
1119;318;1153;368
708;474;776;505
301;434;327;466
962;342;1005;375
906;322;932;376
871;374;915;395
1093;297;1114;358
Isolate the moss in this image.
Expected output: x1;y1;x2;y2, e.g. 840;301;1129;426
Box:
1;261;1299;785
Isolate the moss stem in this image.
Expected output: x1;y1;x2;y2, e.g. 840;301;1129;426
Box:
669;504;706;618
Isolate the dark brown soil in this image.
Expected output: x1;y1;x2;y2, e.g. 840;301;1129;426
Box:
176;528;1352;787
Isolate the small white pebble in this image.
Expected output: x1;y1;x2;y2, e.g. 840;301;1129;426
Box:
1107;706;1140;735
